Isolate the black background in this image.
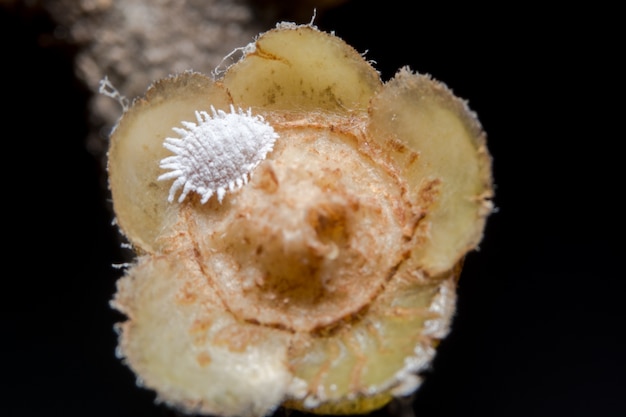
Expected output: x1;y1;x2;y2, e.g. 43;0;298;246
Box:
2;1;623;417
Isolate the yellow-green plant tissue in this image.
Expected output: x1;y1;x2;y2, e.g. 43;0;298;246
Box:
106;22;493;417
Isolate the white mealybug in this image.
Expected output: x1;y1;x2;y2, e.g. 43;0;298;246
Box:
158;105;279;204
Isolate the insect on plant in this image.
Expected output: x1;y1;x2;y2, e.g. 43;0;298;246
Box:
105;21;493;417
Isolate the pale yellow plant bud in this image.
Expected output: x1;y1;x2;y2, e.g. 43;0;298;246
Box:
107;22;493;417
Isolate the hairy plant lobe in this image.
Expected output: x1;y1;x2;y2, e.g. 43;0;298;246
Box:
107;23;493;417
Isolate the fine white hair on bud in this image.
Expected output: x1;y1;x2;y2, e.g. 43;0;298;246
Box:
158;105;279;204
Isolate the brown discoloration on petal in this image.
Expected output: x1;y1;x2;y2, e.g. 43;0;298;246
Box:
196;352;212;367
212;323;267;353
